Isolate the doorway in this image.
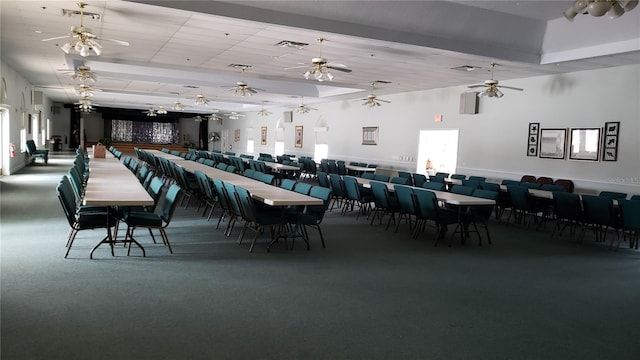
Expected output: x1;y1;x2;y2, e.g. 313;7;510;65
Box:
416;129;459;176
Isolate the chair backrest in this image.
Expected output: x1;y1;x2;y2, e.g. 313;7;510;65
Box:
280;179;297;191
142;171;155;190
537;176;554;185
316;171;331;188
435;172;449;178
540;184;565;192
501;179;521;186
619;200;640;231
216;163;228;171
329;174;346;197
361;172;375;180
233;186;257;223
520;175;537;183
581;195;615;226
194;170;214;200
370;181;391;209
306;186;333;222
212;179;230;213
342;176;361;201
554;179;575;193
422;181;445;191
337;162;347;175
552;191;582;221
394;185;417;216
451;174;466;180
203;159;215;167
413;188;439;220
462;179;481;189
226;165;236;173
136;165;149;183
390;176;409;185
293;182;312;195
630;195;640;201
244;169;256;178
468;176;486;182
57;179;79;227
25;139;37;154
223;182;243;217
599;191;627;200
480;182;500;192
471;189;498;219
398;171;413;185
374;174;390;182
450;185;474;196
412;173;427;187
507;185;532;211
261;173;275;185
521;182;541;189
429;175;446;183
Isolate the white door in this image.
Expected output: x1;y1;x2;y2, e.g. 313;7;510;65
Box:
416;129;459;176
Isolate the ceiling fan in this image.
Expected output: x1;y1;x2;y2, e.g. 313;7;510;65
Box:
209;113;224;121
257;102;272;116
74;84;101;97
361;82;391;108
224;112;245;120
227;67;261;96
75;96;96;113
142;108;158;117
195;94;210;106
42;2;129;57
286;38;352;81
293;96;317;114
156;106;168;115
468;62;524;98
59;65;97;83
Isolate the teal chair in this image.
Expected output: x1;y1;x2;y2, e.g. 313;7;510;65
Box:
289;186;333;249
244;169;256;178
422;181;445;191
506;185;538;227
466;189;499;245
26;139;49;165
599;191;627;200
630;195;640;201
216;163;228;171
413;188;458;245
123;184;182;254
451;174;466;180
316;171;330;188
234;186;284;252
390;176;410;185
450;185;474;196
211;179;233;233
342;176;373;219
361;172;375;180
374;174;390;182
398;171;413;186
412;173;427;187
619;200;640;249
393;185;418;233
328;174;347;212
194;170;218;220
468;176;486;182
581;195;619;248
551;192;584;238
280;179;297;191
540;184;565;192
369;181;398;230
57;178;116;258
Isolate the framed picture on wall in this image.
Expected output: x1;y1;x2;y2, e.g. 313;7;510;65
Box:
234;129;240;142
362;126;378;145
294;126;303;148
527;122;539;156
603;121;619;162
260;126;267;145
569;128;600;161
539;128;566;159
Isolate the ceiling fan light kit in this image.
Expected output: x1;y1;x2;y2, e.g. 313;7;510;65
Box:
564;0;638;20
467;63;523;99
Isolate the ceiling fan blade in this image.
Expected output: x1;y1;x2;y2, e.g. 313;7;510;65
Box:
42;35;71;42
284;64;309;70
248;88;258;94
378;99;391;103
102;38;130;46
498;85;524;91
326;65;352;73
468;84;486;88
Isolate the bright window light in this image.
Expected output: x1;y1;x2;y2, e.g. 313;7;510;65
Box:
314;144;328;163
275;141;284;156
20;128;26;152
247;139;254;154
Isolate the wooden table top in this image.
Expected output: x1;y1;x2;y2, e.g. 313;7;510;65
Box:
355;177;495;206
173;159;323;206
83;155;154;207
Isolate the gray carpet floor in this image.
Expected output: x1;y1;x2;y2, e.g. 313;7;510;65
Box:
2;154;639;360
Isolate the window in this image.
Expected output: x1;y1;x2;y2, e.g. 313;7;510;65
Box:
416;129;459;175
314;144;328;163
246;139;254;154
274;141;284;156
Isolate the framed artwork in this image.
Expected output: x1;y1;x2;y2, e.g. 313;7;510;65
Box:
362;126;379;145
260;126;267;145
234;129;240;142
569;128;600;161
294;125;303;148
603;121;619;162
527;122;539;157
539;128;566;159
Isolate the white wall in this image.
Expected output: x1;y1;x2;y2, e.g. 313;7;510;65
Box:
230;64;640;195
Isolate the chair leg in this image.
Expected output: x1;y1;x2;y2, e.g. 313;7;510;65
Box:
160;228;173;254
64;229;79;258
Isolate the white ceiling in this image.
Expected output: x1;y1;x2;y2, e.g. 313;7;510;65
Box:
1;0;638;115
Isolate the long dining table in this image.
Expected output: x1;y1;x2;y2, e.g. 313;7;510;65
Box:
83;151;154;258
355;176;495;244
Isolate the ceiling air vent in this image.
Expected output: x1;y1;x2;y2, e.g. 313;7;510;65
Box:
451;65;482;72
227;64;252;69
61;8;101;20
274;40;309;49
